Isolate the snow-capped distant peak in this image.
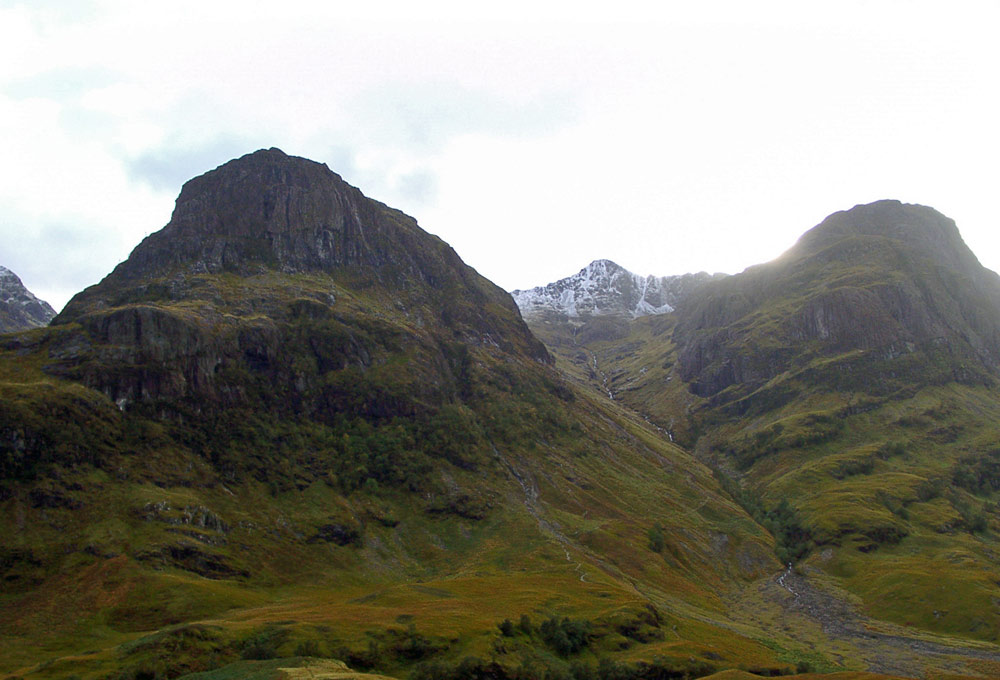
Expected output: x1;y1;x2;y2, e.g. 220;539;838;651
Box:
512;260;724;321
0;265;56;333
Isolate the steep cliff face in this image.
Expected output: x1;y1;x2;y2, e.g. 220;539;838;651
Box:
673;200;1000;402
0;266;55;333
49;148;548;410
62;149;514;303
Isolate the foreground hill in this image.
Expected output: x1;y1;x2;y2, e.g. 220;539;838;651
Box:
0;265;55;333
516;201;1000;670
0;150;799;680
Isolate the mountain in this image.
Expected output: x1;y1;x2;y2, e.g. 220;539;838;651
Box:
674;200;1000;403
1;150;804;680
667;203;1000;646
513;259;722;321
512;260;723;351
48;147;548;412
0;265;56;333
5;150;999;678
519;200;1000;667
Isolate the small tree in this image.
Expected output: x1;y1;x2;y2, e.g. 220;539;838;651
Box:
647;522;665;553
519;613;534;635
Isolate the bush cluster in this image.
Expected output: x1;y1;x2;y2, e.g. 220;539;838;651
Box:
411;656;719;680
713;471;812;563
497;615;592;657
953;449;1000;496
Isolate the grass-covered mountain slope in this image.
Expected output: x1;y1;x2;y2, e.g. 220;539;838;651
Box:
674;200;1000;405
519;201;1000;666
0;150;839;680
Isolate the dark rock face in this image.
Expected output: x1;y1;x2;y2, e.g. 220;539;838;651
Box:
58;149;539;332
0;266;56;333
674;200;1000;402
109;148;421;277
46;148;549;410
307;523;361;546
136;543;248;580
70;305;227;405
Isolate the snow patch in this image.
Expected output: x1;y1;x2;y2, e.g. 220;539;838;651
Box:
0;264;57;331
513;260;720;320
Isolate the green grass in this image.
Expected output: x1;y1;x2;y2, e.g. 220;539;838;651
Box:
531;292;1000;649
9;197;1000;678
0;282;787;680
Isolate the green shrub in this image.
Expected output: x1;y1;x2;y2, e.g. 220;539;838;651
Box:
294;639;323;657
238;626;288;660
647;523;665;553
519;614;534;635
539;617;591;656
953;449;1000;496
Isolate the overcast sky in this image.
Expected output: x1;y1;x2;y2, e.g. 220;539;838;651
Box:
3;1;999;310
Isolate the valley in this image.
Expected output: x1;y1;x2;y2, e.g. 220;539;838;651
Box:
514;200;1000;677
3;152;1000;679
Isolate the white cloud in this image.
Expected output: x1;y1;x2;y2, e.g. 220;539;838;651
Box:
1;1;998;310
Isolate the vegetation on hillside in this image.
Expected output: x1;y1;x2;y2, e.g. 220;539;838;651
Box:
5;158;998;680
525;202;1000;666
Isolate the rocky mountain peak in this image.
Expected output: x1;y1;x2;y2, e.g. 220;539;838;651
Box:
580;259;628;276
169;147;354;240
512;260;723;321
789;199;977;272
674;200;1000;400
0;265;56;333
100;147;412;281
48;148;550;407
55;149;548;366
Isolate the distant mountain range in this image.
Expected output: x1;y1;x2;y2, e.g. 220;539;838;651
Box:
0;265;55;333
4;151;1000;679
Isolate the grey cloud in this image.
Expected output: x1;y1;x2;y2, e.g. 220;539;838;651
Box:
349;83;578;150
0;213;124;311
4;66;122;101
125;137;259;192
316;145;363;183
6;0;102;26
393;170;437;205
